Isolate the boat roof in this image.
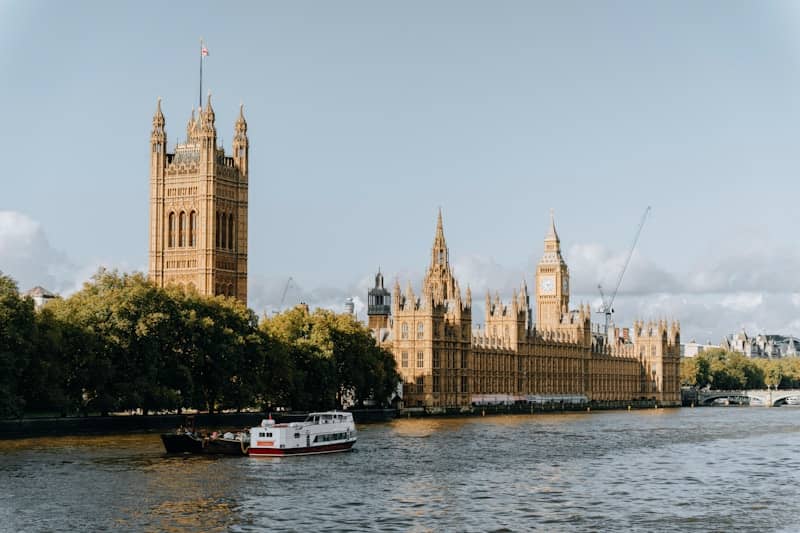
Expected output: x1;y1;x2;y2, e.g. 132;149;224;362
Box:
307;411;352;417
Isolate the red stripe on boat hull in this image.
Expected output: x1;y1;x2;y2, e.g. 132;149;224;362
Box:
248;440;356;456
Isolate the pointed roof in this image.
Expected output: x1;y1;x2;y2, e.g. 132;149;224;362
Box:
435;207;445;244
545;208;559;242
205;92;214;114
151;97;165;132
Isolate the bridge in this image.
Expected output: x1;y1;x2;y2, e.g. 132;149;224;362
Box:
696;389;800;407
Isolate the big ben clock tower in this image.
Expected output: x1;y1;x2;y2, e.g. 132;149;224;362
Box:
535;210;570;328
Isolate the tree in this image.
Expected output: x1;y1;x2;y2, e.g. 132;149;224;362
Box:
0;273;35;418
262;306;399;410
763;359;783;390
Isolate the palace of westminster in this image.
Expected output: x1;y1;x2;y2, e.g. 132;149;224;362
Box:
147;96;681;409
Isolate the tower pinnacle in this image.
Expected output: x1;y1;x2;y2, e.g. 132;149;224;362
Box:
431;208;448;267
546;209;559;244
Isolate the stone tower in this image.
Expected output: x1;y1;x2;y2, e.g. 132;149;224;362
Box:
148;96;249;303
535;210;569;328
367;269;391;330
391;210;472;408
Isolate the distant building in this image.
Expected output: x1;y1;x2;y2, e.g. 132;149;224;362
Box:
681;340;720;358
344;297;355;316
24;286;58;309
721;330;800;358
368;210;681;409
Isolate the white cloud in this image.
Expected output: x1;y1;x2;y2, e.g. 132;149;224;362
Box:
0;210;133;296
4;209;798;344
0;210;74;292
248;273;373;320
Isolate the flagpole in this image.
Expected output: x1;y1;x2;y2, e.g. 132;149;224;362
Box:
199;38;203;109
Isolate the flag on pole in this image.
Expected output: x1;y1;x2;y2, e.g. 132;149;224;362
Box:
201;46;209;57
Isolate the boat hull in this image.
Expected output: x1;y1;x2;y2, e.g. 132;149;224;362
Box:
249;440;356;457
161;434;248;456
161;433;204;454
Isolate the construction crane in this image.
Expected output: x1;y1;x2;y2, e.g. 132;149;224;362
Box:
597;206;651;334
279;277;295;309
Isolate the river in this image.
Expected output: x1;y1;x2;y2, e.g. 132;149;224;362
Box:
1;407;798;532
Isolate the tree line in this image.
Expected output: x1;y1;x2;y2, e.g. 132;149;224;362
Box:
0;269;399;419
680;347;800;390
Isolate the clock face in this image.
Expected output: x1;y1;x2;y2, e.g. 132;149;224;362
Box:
539;276;555;295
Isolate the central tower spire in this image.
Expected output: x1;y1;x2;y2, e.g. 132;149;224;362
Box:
431;207;448;268
423;208;457;304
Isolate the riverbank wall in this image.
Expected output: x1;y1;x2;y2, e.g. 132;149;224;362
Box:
399;398;667;418
0;409;397;440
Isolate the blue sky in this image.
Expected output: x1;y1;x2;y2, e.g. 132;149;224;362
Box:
2;1;800;342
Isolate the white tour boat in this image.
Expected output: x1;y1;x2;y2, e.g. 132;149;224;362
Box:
248;411;357;456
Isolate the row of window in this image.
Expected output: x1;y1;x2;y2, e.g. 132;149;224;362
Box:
216;211;236;250
167;211;197;248
216;283;235;297
166;210;237;250
400;322;425;340
431;375;470;394
400;351;425;369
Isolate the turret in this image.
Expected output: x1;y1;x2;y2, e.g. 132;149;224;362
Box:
367;268;391;331
405;281;415;310
199;93;217;162
150;98;167;177
186;107;198;143
392;279;401;313
233;103;249;179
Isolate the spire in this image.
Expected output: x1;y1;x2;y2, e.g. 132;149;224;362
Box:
153;97;164;124
151;97;165;142
206;92;214;115
430;208;448;267
201;91;215;128
545;208;559;243
236;102;247;130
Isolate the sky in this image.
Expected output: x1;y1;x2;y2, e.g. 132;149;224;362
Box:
2;0;800;343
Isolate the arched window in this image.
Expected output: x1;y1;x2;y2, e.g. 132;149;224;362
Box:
417;322;424;339
228;213;234;250
189;211;196;247
179;211;186;247
167;212;175;248
401;322;409;340
215;211;221;248
221;213;227;249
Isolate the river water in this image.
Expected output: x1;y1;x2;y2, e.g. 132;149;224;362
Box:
1;407;799;532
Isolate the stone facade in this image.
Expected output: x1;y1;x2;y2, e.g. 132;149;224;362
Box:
370;210;681;408
148;96;249;303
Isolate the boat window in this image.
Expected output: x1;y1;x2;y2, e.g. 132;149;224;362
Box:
294;432;300;439
314;432;348;443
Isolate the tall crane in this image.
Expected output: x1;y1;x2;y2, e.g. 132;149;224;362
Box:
279;276;295;309
597;206;651;334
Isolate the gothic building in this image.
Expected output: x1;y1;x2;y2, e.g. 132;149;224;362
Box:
148;96;249;303
368;210;681;408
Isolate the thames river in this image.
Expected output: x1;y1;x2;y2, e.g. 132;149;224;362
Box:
1;407;799;532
